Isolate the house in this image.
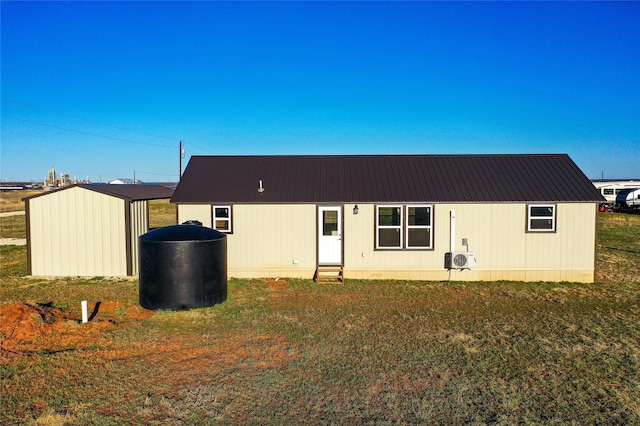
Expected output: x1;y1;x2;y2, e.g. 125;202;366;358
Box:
25;184;174;277
171;154;604;283
108;178;143;185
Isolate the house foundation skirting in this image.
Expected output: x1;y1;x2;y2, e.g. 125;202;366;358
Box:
227;267;595;283
228;267;316;280
344;268;595;283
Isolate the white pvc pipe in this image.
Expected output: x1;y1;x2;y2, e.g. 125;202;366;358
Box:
81;300;88;324
450;209;456;252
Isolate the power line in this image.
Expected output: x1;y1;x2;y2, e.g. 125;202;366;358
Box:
173;139;210;155
183;141;212;155
135;170;179;177
1;114;175;148
1;96;178;141
2;96;216;155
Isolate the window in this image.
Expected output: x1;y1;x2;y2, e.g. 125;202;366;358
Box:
322;210;339;236
376;205;433;249
527;205;555;232
212;206;232;232
376;206;402;248
406;206;433;249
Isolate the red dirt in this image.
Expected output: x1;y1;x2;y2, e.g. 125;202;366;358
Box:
266;278;289;291
0;302;152;354
95;300;154;321
1;301;297;424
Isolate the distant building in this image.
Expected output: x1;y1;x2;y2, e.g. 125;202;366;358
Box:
592;179;640;202
45;167;57;187
44;167;75;188
108;178;143;185
60;173;71;186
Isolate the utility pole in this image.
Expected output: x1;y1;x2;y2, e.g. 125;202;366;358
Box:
133;170;136;184
179;140;185;181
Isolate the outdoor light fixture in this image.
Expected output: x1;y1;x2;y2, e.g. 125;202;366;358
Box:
353;204;359;215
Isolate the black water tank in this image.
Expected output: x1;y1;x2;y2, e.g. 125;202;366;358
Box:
139;224;227;310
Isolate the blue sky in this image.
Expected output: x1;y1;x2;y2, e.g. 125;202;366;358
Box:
1;1;638;182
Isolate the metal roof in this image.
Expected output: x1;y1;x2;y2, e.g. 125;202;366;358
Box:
81;184;174;201
171;154;604;204
24;184;174;202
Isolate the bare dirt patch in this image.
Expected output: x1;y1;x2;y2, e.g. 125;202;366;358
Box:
266;278;289;291
0;302;152;354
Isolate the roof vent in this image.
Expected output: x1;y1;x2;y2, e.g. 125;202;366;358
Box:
258;179;264;193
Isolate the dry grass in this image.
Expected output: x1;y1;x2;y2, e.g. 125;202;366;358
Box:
0;215;26;239
0;213;638;425
149;199;177;229
0;190;40;212
596;212;640;285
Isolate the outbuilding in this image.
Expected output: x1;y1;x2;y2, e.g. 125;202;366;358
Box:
25;184;174;277
171;154;605;283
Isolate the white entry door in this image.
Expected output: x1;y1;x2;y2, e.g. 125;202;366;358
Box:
318;206;342;265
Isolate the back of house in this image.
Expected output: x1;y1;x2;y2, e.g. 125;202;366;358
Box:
171;154;604;283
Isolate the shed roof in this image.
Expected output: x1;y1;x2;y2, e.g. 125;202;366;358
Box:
171;154;604;204
24;184;174;202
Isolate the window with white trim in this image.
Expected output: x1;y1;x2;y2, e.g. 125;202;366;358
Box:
212;205;232;233
376;206;402;248
406;205;433;249
376;205;433;249
527;204;555;232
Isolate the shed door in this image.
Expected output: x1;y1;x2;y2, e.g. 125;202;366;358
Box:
318;206;342;265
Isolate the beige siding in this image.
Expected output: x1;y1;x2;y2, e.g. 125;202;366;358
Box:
176;202;597;283
28;187;128;276
129;200;149;275
227;204;316;278
177;203;316;277
177;204;212;227
345;203;596;282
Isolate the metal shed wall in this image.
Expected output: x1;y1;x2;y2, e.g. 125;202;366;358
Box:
27;186;128;276
129;200;149;276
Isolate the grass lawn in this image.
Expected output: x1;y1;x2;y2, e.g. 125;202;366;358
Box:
1;213;639;424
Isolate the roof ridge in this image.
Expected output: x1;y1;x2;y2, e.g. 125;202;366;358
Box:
190;153;569;158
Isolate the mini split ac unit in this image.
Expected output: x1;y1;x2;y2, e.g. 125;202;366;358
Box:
444;252;476;270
